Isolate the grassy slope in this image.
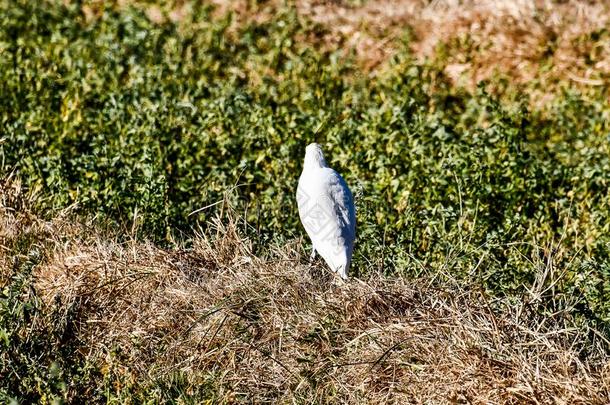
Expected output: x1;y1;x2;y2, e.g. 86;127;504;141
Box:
1;0;610;402
2;183;609;403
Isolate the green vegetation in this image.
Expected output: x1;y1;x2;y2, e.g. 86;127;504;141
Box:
1;0;610;402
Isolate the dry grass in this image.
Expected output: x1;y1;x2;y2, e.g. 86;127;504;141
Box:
298;0;610;86
2;180;608;403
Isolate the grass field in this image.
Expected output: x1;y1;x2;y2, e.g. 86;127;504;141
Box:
2;0;610;402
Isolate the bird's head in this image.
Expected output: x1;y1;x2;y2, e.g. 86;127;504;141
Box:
304;143;328;170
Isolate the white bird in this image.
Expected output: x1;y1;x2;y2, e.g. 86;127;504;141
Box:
296;143;356;279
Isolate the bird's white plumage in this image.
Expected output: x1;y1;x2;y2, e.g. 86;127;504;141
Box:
297;143;356;279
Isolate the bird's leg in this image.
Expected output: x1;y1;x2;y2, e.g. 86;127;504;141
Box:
309;248;316;264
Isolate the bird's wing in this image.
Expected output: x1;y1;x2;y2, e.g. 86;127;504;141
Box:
322;169;356;238
297;168;356;274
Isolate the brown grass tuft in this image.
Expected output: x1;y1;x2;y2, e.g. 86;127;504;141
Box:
1;194;602;402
